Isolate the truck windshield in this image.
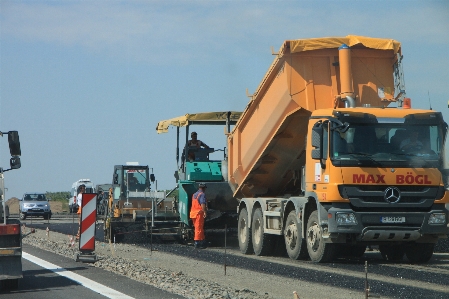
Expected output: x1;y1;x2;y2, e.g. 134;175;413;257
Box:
331;124;444;167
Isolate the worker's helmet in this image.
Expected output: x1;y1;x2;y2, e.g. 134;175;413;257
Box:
198;183;207;189
191;131;197;137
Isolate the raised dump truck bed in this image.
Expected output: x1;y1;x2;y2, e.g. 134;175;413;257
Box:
228;35;401;198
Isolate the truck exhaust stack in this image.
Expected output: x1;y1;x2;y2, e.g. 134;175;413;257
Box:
338;44;356;108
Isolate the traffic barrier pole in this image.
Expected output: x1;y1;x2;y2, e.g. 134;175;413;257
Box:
76;193;97;263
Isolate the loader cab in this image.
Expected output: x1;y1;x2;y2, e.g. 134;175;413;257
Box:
113;164;152;200
172;112;241;182
156;112;242;226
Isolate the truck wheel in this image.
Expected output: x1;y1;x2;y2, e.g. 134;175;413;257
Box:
405;243;434;263
20;212;26;220
379;245;405;262
252;208;274;256
284;210;308;260
238;207;253;254
306;210;336;263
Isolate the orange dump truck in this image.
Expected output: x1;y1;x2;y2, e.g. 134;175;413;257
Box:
228;36;449;263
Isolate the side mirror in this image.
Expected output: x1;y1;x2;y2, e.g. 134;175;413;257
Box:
8;131;21;156
10;156;21;169
311;123;323;160
150;174;156;182
47;198;51;201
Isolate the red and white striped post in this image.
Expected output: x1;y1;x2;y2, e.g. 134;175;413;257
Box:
79;193;97;252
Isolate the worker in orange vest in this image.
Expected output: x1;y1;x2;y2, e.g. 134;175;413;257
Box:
189;183;208;249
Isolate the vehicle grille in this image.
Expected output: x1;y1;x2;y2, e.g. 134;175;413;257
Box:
338;185;444;210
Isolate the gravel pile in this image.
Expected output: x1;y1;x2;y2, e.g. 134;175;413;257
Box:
22;229;274;299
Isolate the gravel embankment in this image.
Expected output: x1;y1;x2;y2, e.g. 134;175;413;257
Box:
22;228;274;299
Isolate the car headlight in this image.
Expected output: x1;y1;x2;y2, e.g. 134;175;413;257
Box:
428;213;446;224
23;203;32;208
336;212;358;225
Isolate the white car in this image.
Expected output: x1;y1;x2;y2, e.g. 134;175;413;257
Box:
19;193;52;220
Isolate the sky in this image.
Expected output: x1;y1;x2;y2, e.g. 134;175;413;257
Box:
1;0;448;199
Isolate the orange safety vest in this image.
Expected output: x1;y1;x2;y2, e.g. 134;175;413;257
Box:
189;191;204;218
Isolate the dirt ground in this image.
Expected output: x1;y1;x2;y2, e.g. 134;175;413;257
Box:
6;197;64;214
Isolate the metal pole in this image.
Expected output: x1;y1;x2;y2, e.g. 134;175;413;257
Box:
150;220;153;253
176;126;180;166
224;224;227;276
72;209;75;237
365;260;369;299
184;125;189;172
226;111;231;134
152;197;155;227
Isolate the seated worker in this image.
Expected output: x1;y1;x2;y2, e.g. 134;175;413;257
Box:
128;175;141;191
187;131;209;161
400;131;423;151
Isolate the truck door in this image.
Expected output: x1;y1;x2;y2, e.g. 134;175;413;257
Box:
308;120;330;195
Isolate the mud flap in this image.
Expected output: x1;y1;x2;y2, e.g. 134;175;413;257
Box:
0;256;22;280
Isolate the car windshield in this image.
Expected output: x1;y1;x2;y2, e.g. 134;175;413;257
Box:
24;194;47;201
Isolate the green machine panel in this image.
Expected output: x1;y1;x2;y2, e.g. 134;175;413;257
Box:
178;180;197;226
186;161;222;181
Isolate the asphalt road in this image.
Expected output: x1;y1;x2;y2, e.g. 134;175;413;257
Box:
18;217;449;299
0;244;184;299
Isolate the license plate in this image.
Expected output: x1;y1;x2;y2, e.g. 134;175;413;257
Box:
380;216;405;223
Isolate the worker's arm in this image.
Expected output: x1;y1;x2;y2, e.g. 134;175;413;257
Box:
201;203;207;218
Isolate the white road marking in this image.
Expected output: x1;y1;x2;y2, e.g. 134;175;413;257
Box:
23;252;135;299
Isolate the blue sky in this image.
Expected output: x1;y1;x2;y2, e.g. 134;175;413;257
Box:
1;0;448;199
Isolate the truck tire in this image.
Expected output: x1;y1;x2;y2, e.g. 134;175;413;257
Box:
284;210;308;260
306;210;336;263
238;207;253;254
20;212;26;220
379;245;405;261
251;208;274;256
405;243;434;263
